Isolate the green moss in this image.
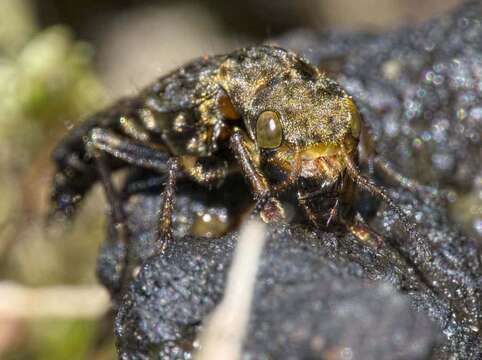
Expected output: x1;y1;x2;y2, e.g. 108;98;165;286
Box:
0;25;106;144
0;2;112;358
0;0;37;55
4;319;112;360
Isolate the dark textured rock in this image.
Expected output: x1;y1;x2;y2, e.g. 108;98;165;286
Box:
115;220;440;360
94;1;482;359
111;187;481;359
246;271;435;360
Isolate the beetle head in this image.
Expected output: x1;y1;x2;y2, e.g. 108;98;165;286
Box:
246;70;362;184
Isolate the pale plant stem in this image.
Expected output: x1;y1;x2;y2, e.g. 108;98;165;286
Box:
196;220;267;360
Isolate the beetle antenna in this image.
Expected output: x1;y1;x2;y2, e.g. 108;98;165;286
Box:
350;167;415;233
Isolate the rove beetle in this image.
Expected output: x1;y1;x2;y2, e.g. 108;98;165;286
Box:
50;46;427;266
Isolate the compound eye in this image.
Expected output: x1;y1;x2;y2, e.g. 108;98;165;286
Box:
256;111;283;149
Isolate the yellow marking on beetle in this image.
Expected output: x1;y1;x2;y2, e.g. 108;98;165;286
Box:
301;143;341;160
345;98;361;139
300;134;357;160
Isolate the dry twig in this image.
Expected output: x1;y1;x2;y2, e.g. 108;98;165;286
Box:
196;220;267;360
0;282;110;319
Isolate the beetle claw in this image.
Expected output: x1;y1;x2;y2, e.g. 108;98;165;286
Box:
256;197;285;223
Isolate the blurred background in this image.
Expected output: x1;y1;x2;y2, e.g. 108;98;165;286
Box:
0;0;463;358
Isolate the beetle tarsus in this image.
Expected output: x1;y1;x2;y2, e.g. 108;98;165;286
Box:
346;214;384;249
255;196;285;223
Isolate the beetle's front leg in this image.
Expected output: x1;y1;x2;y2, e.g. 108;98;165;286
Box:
230;130;285;223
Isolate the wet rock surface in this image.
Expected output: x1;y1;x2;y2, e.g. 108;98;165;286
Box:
109;188;481;359
96;2;482;359
115;220;440;360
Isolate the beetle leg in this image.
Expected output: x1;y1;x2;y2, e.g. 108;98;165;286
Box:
342;145;431;261
155;158;180;254
372;156;442;198
88;128;170;172
325;199;339;227
93;153;127;236
358;120;440;198
296;193;341;228
85;129;179;281
296;191;319;225
345;213;384;249
92;151;130;293
230;130;285;223
179;156;228;188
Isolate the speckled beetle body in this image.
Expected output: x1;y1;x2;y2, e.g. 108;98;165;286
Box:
50;46;424;283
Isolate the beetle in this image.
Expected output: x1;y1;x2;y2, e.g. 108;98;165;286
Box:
50;45;426;273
